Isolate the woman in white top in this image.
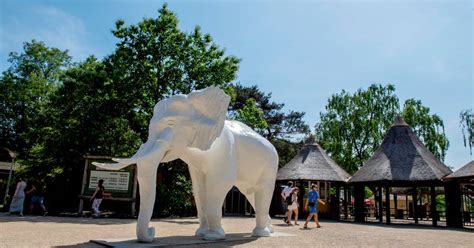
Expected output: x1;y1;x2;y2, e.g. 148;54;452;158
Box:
9;178;27;216
287;188;300;225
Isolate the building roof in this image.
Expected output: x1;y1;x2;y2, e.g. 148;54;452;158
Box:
444;160;474;180
0;161;20;171
276;143;351;182
349;116;452;185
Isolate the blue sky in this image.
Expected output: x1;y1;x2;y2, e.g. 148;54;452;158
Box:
0;0;472;169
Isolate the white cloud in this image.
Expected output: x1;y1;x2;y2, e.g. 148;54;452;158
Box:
0;4;91;65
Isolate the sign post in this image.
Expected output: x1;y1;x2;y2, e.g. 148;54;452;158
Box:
78;156;137;216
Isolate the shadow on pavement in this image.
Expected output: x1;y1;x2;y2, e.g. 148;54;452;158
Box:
0;214;136;225
159;219;200;225
54;242;104;248
85;233;257;247
340;220;474;233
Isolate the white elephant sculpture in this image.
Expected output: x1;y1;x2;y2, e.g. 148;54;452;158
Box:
93;86;278;242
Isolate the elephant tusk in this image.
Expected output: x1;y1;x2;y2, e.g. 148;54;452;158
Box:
92;161;131;170
111;157;137;165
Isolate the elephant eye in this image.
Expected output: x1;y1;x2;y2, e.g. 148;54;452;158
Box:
167;120;176;127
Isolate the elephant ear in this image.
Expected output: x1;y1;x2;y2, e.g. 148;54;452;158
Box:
187;86;231;151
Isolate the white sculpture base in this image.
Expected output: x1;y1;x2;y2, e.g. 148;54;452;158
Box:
91;232;293;248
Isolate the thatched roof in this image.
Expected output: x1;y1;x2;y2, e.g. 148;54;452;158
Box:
444;160;474;180
349;116;452;185
276;143;350;182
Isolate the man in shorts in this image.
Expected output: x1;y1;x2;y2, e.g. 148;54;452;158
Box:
303;184;325;229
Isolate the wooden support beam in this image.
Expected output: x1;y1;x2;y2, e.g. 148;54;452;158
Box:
131;164;138;216
445;183;462;227
334;186;341;221
78;157;90;215
344;186;348;220
354;185;365;222
430;186;437;227
298;180;304;219
378;187;383;223
406;194;408;219
413;187;418;224
385;186;390;224
394;193;398;216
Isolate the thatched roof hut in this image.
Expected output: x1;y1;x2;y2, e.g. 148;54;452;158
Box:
275;143;350;220
444;160;474;182
277;143;350;182
349;116;452;186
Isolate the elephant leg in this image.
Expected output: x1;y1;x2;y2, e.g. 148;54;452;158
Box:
136;163;159;242
188;166;208;237
237;186;274;233
252;181;276;237
202;176;233;241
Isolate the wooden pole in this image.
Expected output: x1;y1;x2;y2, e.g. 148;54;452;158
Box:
385;186;390;224
403;194;410;219
344;185;348;220
394;193;398;218
324;182;328;201
378;187;383;223
445;183;462;227
354;185;365;222
78;157;90;215
131;164;138;216
413;187;418;224
430;186;437;226
299;180;304;219
335;186;341;220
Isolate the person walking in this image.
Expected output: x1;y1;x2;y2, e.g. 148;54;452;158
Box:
28;181;48;216
287;188;300;225
303;184;325;229
8;177;27;216
281;181;294;224
91;179;105;217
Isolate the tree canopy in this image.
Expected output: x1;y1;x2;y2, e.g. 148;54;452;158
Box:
0;40;71;154
229;84;310;166
315;84;449;174
460;109;473;154
106;4;239;140
0;4;240;214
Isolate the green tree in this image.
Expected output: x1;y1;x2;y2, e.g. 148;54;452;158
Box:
402;99;449;160
0;41;73;213
460;109;473;154
106;3;240;141
0;4;241;214
234;98;268;129
229;84;310;166
0;40;71;154
230;84;310;141
315;84;449;174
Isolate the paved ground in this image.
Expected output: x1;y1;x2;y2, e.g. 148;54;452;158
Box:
0;213;472;247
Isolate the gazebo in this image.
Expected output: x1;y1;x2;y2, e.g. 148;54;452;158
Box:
348;116;452;226
444;160;474;227
445;160;474;182
276;143;350;219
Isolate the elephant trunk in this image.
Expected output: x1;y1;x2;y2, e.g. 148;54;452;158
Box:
135;139;170;242
92;128;173;242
